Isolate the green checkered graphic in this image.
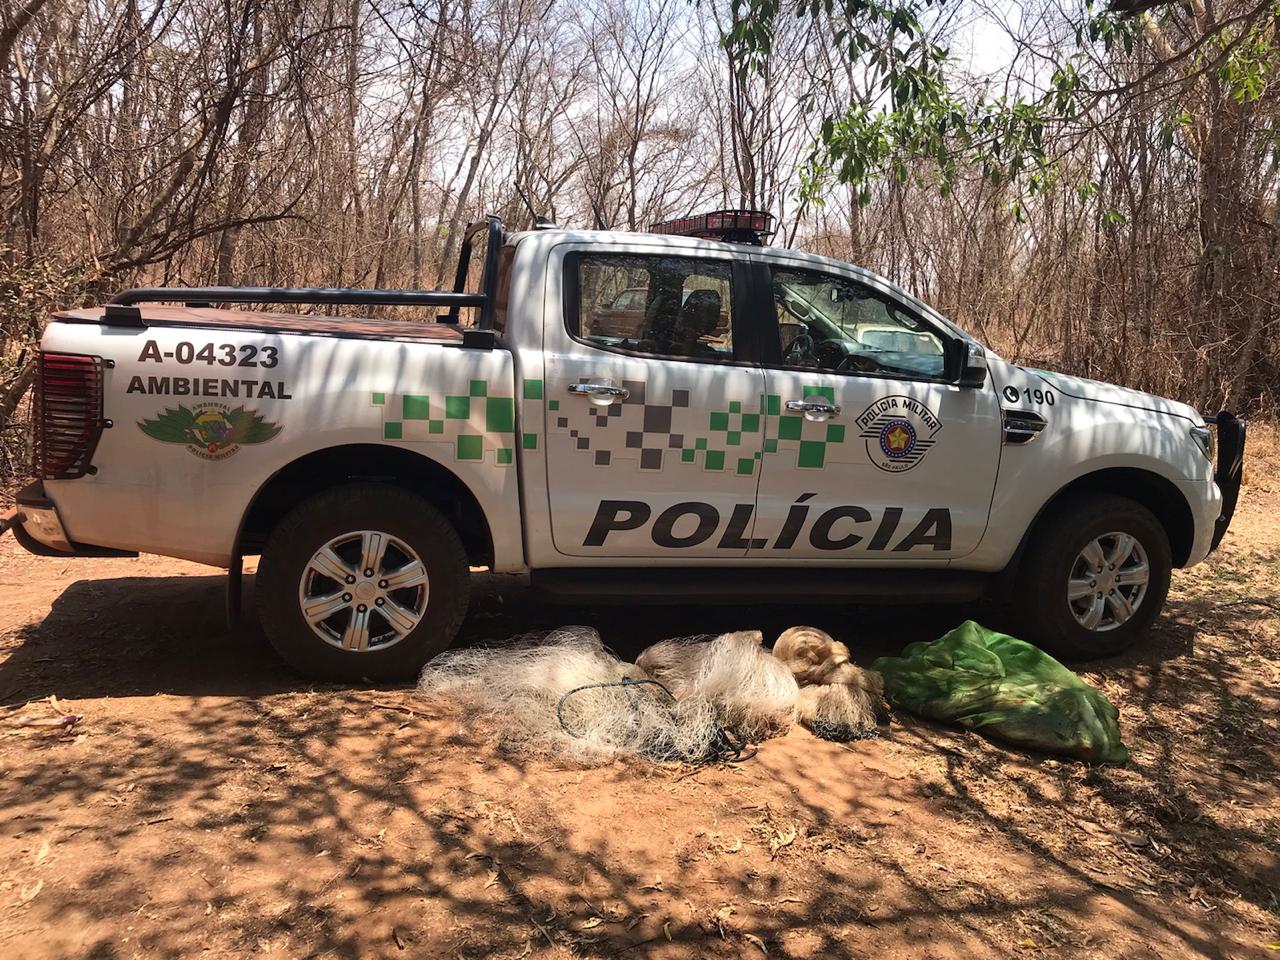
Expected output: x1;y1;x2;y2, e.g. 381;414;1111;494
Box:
656;385;852;474
759;388;851;469
374;383;518;466
697;395;767;473
521;380;544;455
403;395;429;420
393;375;853;475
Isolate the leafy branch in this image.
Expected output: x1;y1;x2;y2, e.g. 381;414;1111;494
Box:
723;0;1274;207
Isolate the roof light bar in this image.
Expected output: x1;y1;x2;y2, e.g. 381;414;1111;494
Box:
649;209;776;245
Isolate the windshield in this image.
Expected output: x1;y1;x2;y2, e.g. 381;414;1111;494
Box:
774;270;946;379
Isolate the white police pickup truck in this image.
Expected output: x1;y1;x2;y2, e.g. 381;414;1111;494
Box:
3;211;1246;679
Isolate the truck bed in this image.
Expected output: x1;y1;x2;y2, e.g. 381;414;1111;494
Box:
53;305;466;343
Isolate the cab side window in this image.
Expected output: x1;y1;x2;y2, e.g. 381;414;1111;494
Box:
572;254;734;361
773;268;946;380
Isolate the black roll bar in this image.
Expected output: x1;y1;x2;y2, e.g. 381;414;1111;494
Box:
443;215;502;326
110;287;485;309
110;215;507;328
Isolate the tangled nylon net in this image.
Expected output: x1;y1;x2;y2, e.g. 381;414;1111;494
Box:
417;626;723;764
417;624;883;765
796;682;879;742
775;626;885;741
635;631;799;742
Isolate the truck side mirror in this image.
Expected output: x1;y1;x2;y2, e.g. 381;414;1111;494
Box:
950;340;988;388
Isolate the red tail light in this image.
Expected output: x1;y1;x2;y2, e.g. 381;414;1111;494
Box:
36;352;107;479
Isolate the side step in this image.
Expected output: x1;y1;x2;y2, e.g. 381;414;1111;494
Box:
529;567;989;604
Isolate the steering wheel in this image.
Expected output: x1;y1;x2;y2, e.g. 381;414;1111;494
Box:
835;351;880;374
814;339;853;371
784;332;816;365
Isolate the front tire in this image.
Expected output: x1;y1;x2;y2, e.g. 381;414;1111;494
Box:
256;483;470;681
1016;493;1172;660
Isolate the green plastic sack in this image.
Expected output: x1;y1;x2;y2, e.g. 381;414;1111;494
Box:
872;620;1129;764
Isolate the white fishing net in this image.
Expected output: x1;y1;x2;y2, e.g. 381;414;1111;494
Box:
774;626;885;740
417;623;882;764
636;631;799;741
416;626;722;764
774;625;855;685
796;682;880;741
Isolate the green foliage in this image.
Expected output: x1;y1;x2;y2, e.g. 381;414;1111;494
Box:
1218;17;1276;104
1100;208;1127;228
1078;3;1138;54
724;0;1144;206
1157;109;1195;149
0;251;97;351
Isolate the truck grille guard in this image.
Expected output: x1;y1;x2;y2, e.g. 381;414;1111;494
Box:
1211;410;1246;551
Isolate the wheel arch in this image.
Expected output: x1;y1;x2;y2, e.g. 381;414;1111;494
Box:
1002;466;1195;582
234;444;496;567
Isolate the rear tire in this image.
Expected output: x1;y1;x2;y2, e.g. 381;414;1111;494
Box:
256;483;470;681
1015;493;1171;660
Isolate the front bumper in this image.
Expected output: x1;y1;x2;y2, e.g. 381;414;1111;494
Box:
1211;411;1246;551
1;480;137;558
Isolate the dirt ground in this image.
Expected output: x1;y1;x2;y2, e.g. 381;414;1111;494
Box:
2;430;1278;960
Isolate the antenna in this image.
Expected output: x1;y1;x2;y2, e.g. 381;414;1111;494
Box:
515;185;555;229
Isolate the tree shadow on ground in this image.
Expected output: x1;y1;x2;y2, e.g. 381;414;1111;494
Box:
1;566;1275;958
0;568;993;702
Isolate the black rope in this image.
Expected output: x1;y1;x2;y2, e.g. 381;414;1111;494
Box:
555;676;672;731
710;725;758;764
555;677;756;765
808;721;880;743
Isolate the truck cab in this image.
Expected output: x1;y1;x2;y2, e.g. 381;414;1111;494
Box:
4;211;1246;680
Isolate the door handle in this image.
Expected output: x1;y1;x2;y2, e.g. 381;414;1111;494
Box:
786;399;840;421
568;382;630;400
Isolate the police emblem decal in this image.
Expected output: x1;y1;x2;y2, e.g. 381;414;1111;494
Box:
855;396;942;473
138;401;282;460
878;419;918;460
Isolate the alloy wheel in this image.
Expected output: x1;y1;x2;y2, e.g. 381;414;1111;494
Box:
1066;532;1150;632
296;530;429;652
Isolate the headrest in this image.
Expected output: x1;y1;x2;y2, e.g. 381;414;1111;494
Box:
681;289;721;334
683;288;721;313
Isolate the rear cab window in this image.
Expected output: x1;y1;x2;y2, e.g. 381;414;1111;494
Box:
569;254;736;362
